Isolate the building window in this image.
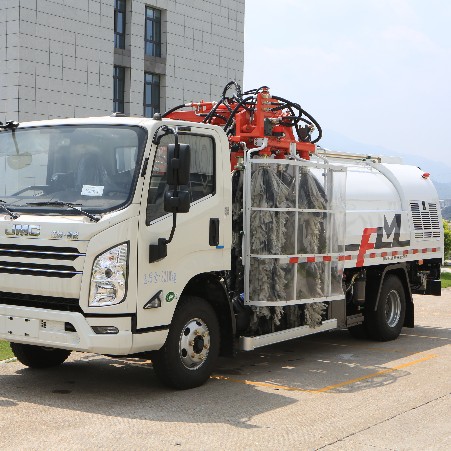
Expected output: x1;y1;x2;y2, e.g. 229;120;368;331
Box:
114;0;126;49
145;7;161;57
113;66;125;113
144;73;160;117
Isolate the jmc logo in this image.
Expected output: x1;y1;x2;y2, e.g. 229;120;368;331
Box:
5;224;41;237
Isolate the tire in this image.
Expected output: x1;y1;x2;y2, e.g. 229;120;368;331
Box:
366;274;406;341
151;296;220;389
10;343;71;368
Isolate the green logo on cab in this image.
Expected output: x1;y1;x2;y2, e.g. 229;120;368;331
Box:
166;292;176;302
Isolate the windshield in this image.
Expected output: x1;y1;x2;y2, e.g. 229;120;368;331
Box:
0;125;147;214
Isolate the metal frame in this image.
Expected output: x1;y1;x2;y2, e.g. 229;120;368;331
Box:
243;155;347;307
239;319;338;351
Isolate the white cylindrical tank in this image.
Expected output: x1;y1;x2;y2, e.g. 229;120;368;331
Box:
330;158;443;267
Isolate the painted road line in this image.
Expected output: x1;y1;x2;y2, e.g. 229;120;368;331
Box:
211;354;438;393
211;375;315;393
315;354;438;392
400;333;451;341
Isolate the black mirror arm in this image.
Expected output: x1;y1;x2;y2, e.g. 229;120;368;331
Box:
152;125;177;146
166;213;177;245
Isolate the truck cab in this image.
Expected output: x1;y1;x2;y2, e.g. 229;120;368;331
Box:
0;117;233;379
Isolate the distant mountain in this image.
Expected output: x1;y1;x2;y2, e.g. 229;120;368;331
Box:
320;129;451;185
435;182;451;199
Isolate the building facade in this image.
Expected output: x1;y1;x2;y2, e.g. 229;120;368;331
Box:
0;0;245;123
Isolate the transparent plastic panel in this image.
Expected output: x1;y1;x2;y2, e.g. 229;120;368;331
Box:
296;262;327;300
251;211;296;255
297;212;327;254
329;212;346;255
251;162;297;208
245;158;346;305
249;259;295;303
298;167;327;210
330;261;344;297
328;169;347;211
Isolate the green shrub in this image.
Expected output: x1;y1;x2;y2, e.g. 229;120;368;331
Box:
441;272;451;289
0;341;13;361
444;220;451;260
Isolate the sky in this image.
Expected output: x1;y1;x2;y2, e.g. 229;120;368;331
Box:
243;0;451;169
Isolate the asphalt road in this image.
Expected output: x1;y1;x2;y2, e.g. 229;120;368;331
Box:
0;291;450;450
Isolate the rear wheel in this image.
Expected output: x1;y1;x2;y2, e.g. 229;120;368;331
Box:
152;296;220;389
10;343;71;368
366;274;406;341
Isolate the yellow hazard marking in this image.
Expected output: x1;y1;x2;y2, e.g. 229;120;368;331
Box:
211;353;438;393
315;354;438;392
400;333;450;341
210;375;314;392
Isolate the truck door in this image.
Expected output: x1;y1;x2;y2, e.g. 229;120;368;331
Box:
136;127;227;330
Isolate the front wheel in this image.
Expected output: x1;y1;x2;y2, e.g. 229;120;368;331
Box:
10;343;71;368
152;296;220;389
366;275;406;341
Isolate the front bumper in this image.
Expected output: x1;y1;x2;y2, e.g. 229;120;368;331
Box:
0;304;166;355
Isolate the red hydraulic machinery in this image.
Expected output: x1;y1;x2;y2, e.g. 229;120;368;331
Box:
162;82;322;170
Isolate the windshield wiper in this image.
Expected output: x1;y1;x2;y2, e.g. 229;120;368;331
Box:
0;200;19;219
0;121;19;131
26;201;100;222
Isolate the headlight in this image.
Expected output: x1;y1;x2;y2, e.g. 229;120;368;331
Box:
89;243;128;307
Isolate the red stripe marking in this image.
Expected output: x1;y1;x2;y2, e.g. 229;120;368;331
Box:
323;256;332;262
432;248;437;252
413;249;419;254
422;248;428;253
345;255;352;260
289;257;299;264
356;228;378;267
307;257;316;263
403;250;409;255
338;255;346;261
392;251;398;256
381;252;388;257
369;253;376;258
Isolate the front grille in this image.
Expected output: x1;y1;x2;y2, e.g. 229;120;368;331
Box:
0;243;84;278
0;261;81;278
0;291;81;313
0;244;84;261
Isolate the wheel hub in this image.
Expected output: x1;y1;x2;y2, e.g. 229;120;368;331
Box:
385;289;401;327
179;318;210;370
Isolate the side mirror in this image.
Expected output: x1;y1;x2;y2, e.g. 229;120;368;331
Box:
166;143;190;185
164;189;190;213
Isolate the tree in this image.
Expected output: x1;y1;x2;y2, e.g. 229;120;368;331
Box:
443;220;451;260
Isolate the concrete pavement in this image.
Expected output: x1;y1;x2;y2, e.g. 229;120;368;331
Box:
0;291;450;450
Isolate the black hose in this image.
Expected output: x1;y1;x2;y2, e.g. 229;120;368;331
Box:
301;109;322;143
223;96;256;133
243;86;268;95
222;81;242;99
162;104;190;118
203;98;226;123
271;95;322;143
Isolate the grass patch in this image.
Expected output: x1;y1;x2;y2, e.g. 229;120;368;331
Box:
0;340;13;361
441;272;451;289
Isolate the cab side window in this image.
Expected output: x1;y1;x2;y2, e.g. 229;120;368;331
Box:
146;133;215;224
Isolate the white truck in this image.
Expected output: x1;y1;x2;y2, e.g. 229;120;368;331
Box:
0;84;443;389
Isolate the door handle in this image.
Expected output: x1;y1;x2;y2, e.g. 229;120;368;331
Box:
209;218;220;246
